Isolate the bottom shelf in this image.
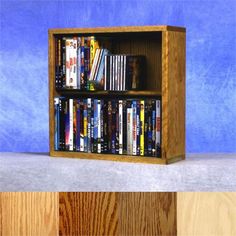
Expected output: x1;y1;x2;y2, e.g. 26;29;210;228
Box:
50;151;167;164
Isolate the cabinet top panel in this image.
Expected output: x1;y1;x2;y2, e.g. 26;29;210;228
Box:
49;25;186;35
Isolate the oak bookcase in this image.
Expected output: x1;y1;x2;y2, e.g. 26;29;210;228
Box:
48;25;186;164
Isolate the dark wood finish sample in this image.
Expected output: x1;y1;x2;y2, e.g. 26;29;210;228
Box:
119;192;176;236
59;192;176;236
59;192;118;236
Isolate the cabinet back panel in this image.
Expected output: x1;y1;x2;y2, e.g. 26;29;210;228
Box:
111;33;162;92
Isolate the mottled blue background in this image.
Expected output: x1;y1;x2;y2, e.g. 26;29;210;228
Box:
0;0;235;152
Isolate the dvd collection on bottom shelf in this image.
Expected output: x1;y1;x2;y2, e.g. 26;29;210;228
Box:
54;97;161;157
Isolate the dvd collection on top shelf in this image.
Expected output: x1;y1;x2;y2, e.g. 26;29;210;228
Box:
55;36;146;91
54;34;161;158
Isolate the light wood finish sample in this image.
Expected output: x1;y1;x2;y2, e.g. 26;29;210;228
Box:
59;192;176;236
0;192;58;236
178;192;236;236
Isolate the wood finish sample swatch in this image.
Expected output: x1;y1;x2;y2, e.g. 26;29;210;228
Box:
59;192;176;236
0;192;58;236
119;192;176;236
59;192;118;236
177;192;236;236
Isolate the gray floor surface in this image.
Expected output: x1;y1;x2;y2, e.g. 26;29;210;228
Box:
0;152;235;191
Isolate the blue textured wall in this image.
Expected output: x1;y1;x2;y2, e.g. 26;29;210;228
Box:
0;0;235;152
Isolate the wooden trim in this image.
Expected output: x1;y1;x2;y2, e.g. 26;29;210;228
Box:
161;31;168;160
166;155;185;164
48;25;186;35
48;31;55;153
50;151;166;165
57;89;162;97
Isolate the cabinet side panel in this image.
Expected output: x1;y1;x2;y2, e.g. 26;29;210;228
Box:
167;31;186;159
161;32;169;160
49;32;55;154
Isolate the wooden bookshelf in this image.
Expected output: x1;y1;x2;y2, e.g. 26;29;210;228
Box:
49;25;186;164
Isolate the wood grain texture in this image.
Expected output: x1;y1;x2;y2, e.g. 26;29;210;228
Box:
162;31;186;160
119;192;177;236
48;25;186;35
0;192;58;236
112;32;162;92
51;150;165;164
59;192;118;236
178;192;236;236
59;192;176;236
49;30;56;154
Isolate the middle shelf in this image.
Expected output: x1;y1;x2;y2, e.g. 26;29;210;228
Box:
56;89;162;97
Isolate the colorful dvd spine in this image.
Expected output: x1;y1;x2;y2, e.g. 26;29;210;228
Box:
140;100;145;155
96;49;110;89
66;38;77;88
102;100;108;153
69;99;74;151
83;99;88;152
59;98;65;150
127;107;133;155
115;101;119;154
93;99;98;153
147;100;152;156
90;36;99;70
90;36;95;70
87;98;92;153
54;98;59;150
90;99;94;152
144;101;149;156
136;100;140;156
80;100;84;151
100;100;104;153
77;37;81;89
58;38;62;88
84;37;90;90
80;37;85;90
76;99;80;151
73;99;77;151
62;37;66;88
132;100;137;155
156;100;161;157
55;38;58;88
107;100;112;152
122;100;127;154
97;99;101;153
118;100;123;154
151;100;156;156
111;100;116;154
57;38;61;88
64;99;70;150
